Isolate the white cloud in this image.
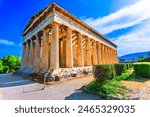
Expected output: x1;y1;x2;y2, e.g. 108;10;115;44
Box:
83;0;150;34
113;20;150;56
0;39;15;46
83;0;150;56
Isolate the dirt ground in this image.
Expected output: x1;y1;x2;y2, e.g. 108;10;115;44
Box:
121;79;150;100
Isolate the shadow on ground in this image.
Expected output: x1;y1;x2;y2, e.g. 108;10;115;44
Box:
125;72;150;83
0;74;36;88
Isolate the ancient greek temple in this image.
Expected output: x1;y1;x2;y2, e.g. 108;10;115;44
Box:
21;2;118;73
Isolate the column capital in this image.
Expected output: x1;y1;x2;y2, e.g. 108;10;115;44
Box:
66;27;72;33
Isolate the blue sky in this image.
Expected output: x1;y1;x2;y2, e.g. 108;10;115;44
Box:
0;0;150;57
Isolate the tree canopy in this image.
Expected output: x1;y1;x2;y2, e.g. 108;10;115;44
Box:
0;55;21;74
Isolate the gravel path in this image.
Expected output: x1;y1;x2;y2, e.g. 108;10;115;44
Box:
0;74;102;100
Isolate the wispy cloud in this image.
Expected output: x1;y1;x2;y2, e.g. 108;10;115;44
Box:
83;0;150;34
0;39;15;46
113;19;150;56
83;0;150;56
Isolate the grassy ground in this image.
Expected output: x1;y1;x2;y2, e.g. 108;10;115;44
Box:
85;68;150;99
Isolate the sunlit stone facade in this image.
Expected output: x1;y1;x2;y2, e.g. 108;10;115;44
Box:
21;2;118;73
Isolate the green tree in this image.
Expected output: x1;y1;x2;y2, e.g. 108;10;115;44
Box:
2;55;21;73
0;60;4;73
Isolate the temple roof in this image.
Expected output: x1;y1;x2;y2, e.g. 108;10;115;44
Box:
22;2;117;47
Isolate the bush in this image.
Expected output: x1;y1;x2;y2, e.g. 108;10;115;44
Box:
134;62;150;78
126;64;129;70
129;63;134;68
114;64;126;76
92;64;115;84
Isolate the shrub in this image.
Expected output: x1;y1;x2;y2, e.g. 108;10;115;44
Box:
134;62;150;78
129;63;134;68
92;64;115;84
114;64;126;76
126;64;130;70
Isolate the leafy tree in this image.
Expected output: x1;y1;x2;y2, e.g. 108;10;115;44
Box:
0;60;4;73
0;55;21;74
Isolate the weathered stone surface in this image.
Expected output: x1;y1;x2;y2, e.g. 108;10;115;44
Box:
20;2;118;76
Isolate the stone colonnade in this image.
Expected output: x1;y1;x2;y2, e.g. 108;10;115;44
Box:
21;22;118;72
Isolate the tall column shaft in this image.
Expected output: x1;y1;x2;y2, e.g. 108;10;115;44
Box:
115;50;118;63
101;44;105;64
34;35;41;71
92;41;98;65
103;45;106;64
62;38;66;67
97;43;102;64
50;22;59;69
41;31;49;72
66;28;73;68
105;46;109;64
112;50;115;64
86;38;91;66
107;47;111;64
25;42;30;68
28;40;35;69
77;33;84;67
21;44;26;68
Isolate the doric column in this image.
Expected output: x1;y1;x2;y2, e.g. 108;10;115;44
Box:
112;49;115;64
62;38;66;67
107;46;110;64
86;38;91;66
110;48;112;64
33;34;41;71
66;27;73;68
25;41;30;68
115;50;118;63
92;41;98;65
105;46;109;64
103;45;107;64
97;42;102;64
77;33;84;67
28;39;35;69
101;44;104;64
50;22;59;69
108;47;111;64
41;30;49;72
21;43;26;68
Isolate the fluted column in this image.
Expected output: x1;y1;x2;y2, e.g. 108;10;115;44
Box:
50;22;59;69
101;44;104;64
86;38;91;66
92;41;98;65
66;28;73;68
97;43;102;64
28;39;35;69
115;50;118;63
104;45;107;64
108;47;111;64
34;35;41;71
112;50;115;64
25;42;30;68
41;31;49;72
21;43;26;68
106;46;109;64
77;33;84;67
